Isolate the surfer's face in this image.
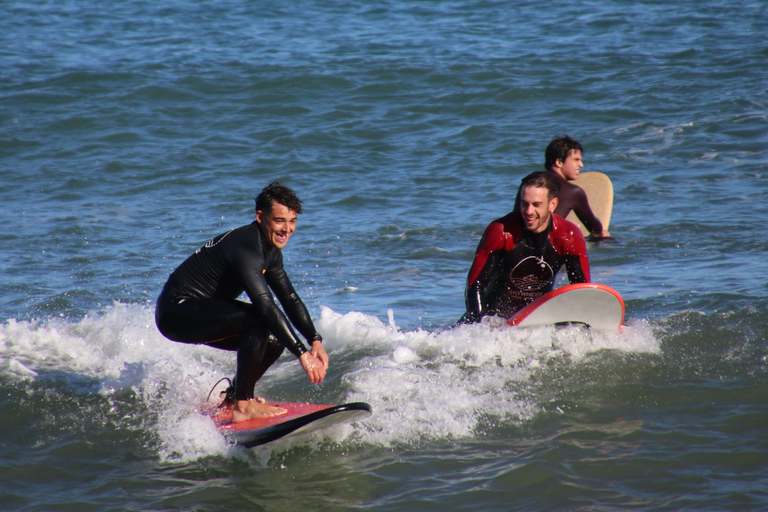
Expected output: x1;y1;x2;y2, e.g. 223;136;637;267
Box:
520;185;557;233
557;150;583;181
257;202;297;249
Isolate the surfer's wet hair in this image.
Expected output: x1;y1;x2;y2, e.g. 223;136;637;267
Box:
255;181;303;215
520;171;560;201
544;135;584;171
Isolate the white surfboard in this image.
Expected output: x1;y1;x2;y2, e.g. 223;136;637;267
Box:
565;171;614;237
507;283;624;330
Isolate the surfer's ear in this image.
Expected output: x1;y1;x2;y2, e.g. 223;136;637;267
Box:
255;210;263;223
549;197;559;213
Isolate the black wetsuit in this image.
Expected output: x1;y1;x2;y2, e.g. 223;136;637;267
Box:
155;221;321;400
514;172;604;235
462;212;590;322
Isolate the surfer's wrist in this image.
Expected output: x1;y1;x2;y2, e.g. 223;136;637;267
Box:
296;344;309;358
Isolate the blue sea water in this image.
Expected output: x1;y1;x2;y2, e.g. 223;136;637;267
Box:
2;0;768;510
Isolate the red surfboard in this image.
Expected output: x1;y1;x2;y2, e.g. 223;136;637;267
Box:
209;401;372;448
507;283;624;330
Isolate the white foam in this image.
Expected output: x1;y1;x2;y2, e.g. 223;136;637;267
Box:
319;308;661;447
0;304;661;459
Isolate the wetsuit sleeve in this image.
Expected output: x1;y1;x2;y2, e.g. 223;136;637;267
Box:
571;187;603;235
464;222;507;322
243;274;310;358
233;247;310;358
465;252;503;322
563;228;591;284
266;267;322;345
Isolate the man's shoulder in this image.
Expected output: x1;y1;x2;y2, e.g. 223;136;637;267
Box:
559;178;587;196
492;210;521;225
205;223;257;249
223;223;276;260
480;212;522;249
551;215;586;248
484;211;522;234
233;222;265;241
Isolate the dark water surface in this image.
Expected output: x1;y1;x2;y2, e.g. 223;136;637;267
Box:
2;1;767;510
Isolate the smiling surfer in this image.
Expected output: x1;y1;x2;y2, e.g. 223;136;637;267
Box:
155;182;328;422
460;171;590;323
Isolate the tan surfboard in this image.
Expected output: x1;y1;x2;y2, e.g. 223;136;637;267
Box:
565;171;614;237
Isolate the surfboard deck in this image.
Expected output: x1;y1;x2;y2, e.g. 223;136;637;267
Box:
565;171;613;237
507;283;624;330
209;401;372;448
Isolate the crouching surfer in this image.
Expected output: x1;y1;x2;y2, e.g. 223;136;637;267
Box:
155;182;328;422
459;171;591;323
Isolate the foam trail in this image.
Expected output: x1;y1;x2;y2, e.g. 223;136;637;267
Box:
317;307;660;446
0;304;245;460
0;304;660;459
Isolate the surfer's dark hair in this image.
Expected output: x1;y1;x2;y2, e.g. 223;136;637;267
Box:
520;171;560;201
255;181;303;215
544;135;584;171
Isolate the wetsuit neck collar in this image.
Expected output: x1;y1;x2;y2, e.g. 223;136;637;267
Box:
520;214;553;247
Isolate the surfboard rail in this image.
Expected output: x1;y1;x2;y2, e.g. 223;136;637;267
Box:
507;283;625;330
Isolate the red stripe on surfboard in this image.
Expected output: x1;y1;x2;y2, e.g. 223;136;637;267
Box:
506;283;625;327
212;402;336;433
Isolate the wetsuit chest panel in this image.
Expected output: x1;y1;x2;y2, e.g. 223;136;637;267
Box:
486;227;565;315
503;235;564;291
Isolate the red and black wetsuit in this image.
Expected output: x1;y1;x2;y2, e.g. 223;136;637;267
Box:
155;222;321;400
461;212;590;322
514;173;604;235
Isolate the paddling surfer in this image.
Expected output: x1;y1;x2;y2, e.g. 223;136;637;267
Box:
516;135;610;239
460;171;590;323
155;182;328;422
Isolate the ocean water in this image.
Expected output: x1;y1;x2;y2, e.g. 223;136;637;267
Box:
2;0;768;510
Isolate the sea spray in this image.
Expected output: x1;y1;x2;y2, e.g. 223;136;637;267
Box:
1;303;660;459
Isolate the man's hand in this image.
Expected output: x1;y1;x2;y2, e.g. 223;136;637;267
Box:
311;340;329;369
299;341;329;384
587;229;613;242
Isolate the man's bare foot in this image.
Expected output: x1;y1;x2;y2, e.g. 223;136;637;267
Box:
232;398;287;422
